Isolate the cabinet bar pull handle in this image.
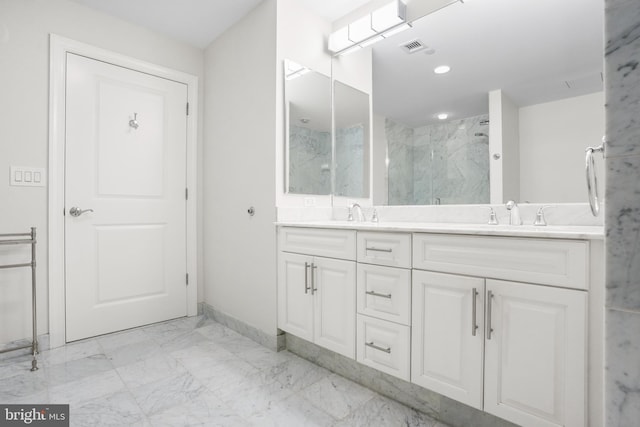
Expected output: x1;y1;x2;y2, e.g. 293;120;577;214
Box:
310;263;317;295
304;262;310;294
471;287;479;336
366;247;393;253
366;290;392;299
486;290;494;340
365;341;391;353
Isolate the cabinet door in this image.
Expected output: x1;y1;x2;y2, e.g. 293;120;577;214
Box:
411;270;485;409
277;252;314;341
484;280;586;427
314;257;356;359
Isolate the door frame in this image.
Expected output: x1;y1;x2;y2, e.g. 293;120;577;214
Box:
48;34;199;348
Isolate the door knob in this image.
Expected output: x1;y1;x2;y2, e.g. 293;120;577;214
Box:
69;207;94;217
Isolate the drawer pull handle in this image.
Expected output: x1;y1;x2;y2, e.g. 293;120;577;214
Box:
486;290;494;340
471;287;479;336
366;247;393;253
365;341;391;353
310;263;317;295
304;262;310;294
366;290;392;299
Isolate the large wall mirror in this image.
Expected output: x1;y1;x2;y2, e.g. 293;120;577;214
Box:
284;59;371;199
284;60;332;195
368;0;604;205
334;80;370;198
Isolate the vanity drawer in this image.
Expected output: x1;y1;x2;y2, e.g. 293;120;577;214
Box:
357;232;411;268
357;263;411;325
357;314;410;381
413;234;589;289
279;227;356;260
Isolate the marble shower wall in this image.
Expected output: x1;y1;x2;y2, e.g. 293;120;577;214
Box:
605;0;640;425
386;115;490;205
335;124;364;197
288;125;331;194
386;119;415;205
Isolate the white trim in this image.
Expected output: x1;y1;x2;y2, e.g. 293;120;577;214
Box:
48;34;199;348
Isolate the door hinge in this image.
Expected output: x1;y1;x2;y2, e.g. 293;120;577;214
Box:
186;273;189;285
186;102;189;116
185;188;189;200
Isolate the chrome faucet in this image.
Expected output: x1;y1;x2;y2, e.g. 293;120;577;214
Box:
348;203;366;222
534;205;552;226
505;200;522;225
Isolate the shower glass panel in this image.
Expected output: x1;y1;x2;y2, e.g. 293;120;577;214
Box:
387;114;490;205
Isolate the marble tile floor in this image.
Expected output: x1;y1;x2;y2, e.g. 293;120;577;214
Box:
0;316;449;427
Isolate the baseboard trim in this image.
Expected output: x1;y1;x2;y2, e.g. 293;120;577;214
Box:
202;303;285;352
285;333;517;427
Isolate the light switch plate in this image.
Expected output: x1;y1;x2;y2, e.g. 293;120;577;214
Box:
10;166;46;187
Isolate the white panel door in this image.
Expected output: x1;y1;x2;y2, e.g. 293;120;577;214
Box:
65;53;188;341
411;270;485;409
314;257;356;358
484;279;586;427
277;252;314;341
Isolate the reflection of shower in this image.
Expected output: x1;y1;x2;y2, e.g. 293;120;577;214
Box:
474;132;488;137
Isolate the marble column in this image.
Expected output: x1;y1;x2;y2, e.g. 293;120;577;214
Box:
605;0;640;425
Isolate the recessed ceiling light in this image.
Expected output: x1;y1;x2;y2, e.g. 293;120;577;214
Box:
434;65;451;74
437;113;448;120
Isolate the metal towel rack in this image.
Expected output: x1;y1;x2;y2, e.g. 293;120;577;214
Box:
0;227;38;371
585;139;605;217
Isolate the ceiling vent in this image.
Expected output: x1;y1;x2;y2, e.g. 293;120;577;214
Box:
400;39;427;54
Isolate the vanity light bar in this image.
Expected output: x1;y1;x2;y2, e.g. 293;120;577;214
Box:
329;0;408;56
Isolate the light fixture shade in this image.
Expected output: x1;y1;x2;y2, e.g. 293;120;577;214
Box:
284;59;310;80
329;26;351;53
327;0;407;55
372;0;407;33
360;35;385;48
348;15;376;43
383;23;411;38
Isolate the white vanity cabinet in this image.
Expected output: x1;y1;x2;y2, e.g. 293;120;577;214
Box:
484;279;586;427
278;227;356;358
411;233;588;427
411;270;485;408
356;232;412;381
277;224;598;427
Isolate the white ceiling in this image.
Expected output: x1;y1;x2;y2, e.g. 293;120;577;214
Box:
69;0;368;48
373;0;604;126
68;0;259;49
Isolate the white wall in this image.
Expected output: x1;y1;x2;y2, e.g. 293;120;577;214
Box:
203;0;278;336
275;0;333;208
489;89;520;204
519;92;605;203
0;0;204;346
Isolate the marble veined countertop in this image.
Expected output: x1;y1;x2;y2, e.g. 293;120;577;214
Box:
276;220;604;240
